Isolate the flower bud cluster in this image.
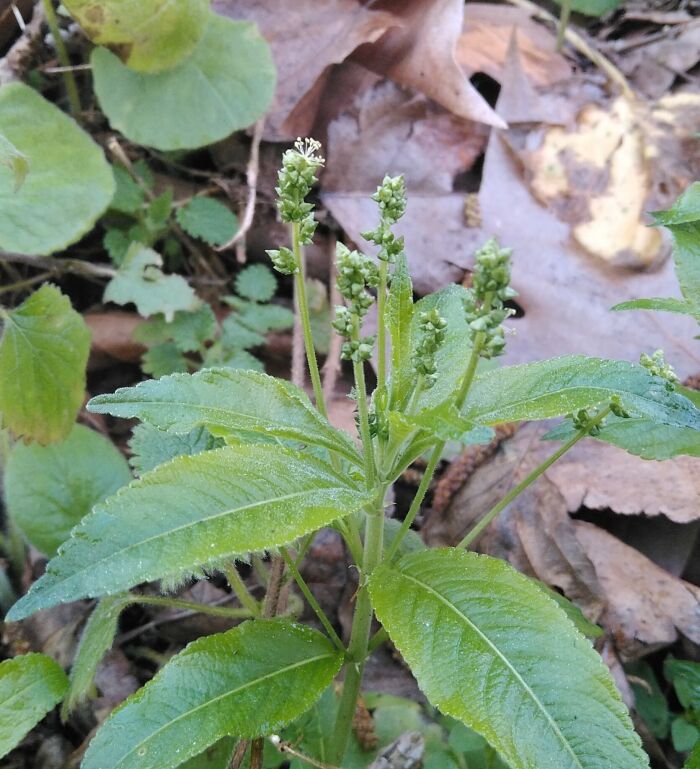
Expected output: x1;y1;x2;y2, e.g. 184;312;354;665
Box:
609;394;631;419
412;309;448;388
640;349;678;390
266;246;297;275
571;408;603;436
342;336;376;363
464;238;517;359
362;175;406;263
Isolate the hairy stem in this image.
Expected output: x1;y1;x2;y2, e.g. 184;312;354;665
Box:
280;547;345;652
376;260;388;392
458;407;612;548
41;0;81;116
133;595;252;619
223;563;260;617
293;221;327;419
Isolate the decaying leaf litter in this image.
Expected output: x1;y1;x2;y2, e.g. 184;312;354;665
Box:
0;0;699;767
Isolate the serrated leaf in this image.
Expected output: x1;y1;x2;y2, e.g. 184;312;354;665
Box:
665;659;700;711
62;594;128;719
612;297;698;318
0;131;28;191
369;549;649;769
221;313;266;350
651;182;700;227
0;83;114;255
235;302;294;334
235;264;277;303
0;653;68;758
0;285;90;444
177;740;237;769
103;228;131;265
5;424;131;557
129;422;223;475
88;368;362;465
177;197;239;246
205;345;264;372
388;254;414;408
463;355;700;431
626;661;670;740
110;164;145;214
135;305;217;353
91;15;276;151
535;583;602;639
142;342;190;377
105;243;199;321
7;445;370;620
145;188;174;235
82;621;343;769
64;0;210;73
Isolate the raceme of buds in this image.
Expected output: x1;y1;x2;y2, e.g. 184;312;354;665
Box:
265;246;298;275
464;238;517;359
640;349;678;390
336;243;379;318
362;175;407;264
570;408;603;436
609;394;631;419
412;309;448;388
342;336;375;363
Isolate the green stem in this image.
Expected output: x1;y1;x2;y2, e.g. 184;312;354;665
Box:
376;260;388;392
280;547;345;653
133;595;253;619
367;627;389;655
223;564;260;617
353;357;377;489
293;222;327;419
557;0;572;50
458;407;612;548
41;0;81;116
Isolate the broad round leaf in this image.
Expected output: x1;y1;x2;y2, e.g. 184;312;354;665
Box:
0;653;68;758
0;285;91;444
0;83;115;255
64;0;210;73
369;549;649;769
88;368;362;466
5;424;132;556
82;621;343;769
7;445;371;620
235;264;277;303
91;15;276;150
176;197;239;246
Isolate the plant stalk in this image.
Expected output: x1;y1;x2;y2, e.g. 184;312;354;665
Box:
41;0;81;117
458;407;612;548
223;563;260;617
133;595;253;619
557;0;572;50
376;260;388;392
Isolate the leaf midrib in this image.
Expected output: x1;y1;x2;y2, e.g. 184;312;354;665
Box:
113;651;335;768
397;569;584;769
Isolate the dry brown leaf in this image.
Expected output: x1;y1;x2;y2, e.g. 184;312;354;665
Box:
212;0;397;140
85;312;145;369
457;3;572;87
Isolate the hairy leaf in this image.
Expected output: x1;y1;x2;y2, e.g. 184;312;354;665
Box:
88;368;362;465
7;445;369;620
177;740;237;769
91;15;275;151
652;182;700;226
0;83;114;255
235;264;277;303
220;314;266;350
82;621;343;769
5;424;132;557
177;197;239;246
105;243;199;322
135;305;217;353
0;653;68;758
62;594;128;719
463;356;700;430
369;549;648;769
142;342;190;377
612;297;698;318
0;285;90;444
110;165;146;214
232;301;294;334
665;658;700;711
65;0;209;73
0;131;28;190
388;254;414;408
129;423;223;475
204;345;264;372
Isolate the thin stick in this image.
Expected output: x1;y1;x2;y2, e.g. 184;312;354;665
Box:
0;271;54;295
0;250;115;279
229;740;250;769
269;736;342;769
131;594;253;619
41;0;81;116
216;118;265;256
505;0;633;97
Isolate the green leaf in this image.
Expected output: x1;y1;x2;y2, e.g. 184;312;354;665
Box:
0;131;28;191
103;228;132;265
0;83;114;255
369;549;649;769
110;164;145;214
142;342;190;377
535;583;603;639
62;594;128;719
7;445;370;620
651;182;700;227
91;14;276;151
177;197;239;246
548;0;622;15
383;518;426;559
82;620;343;769
129;422;223;475
685;740;700;769
672;717;700;753
388;254;414;408
612;297;698;318
88;368;362;466
0;653;68;758
104;243;200;321
135;304;217;353
0;285;91;444
205;345;264;372
64;0;210;73
234;302;294;334
221;314;266;350
665;658;700;711
5;424;132;557
177;740;237;769
145;188;174;235
235;264;278;303
463;355;700;430
625;661;670;740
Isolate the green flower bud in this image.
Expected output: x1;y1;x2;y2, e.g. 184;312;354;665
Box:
275;138;324;224
266;246;297;275
640;349;678;389
609;394;631;419
341;336;375;362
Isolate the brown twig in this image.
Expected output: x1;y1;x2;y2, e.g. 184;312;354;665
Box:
228;740;250;769
0;250;115;279
216;117;265;261
268;736;342;769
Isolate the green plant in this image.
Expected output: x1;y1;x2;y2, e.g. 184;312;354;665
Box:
5;144;700;769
